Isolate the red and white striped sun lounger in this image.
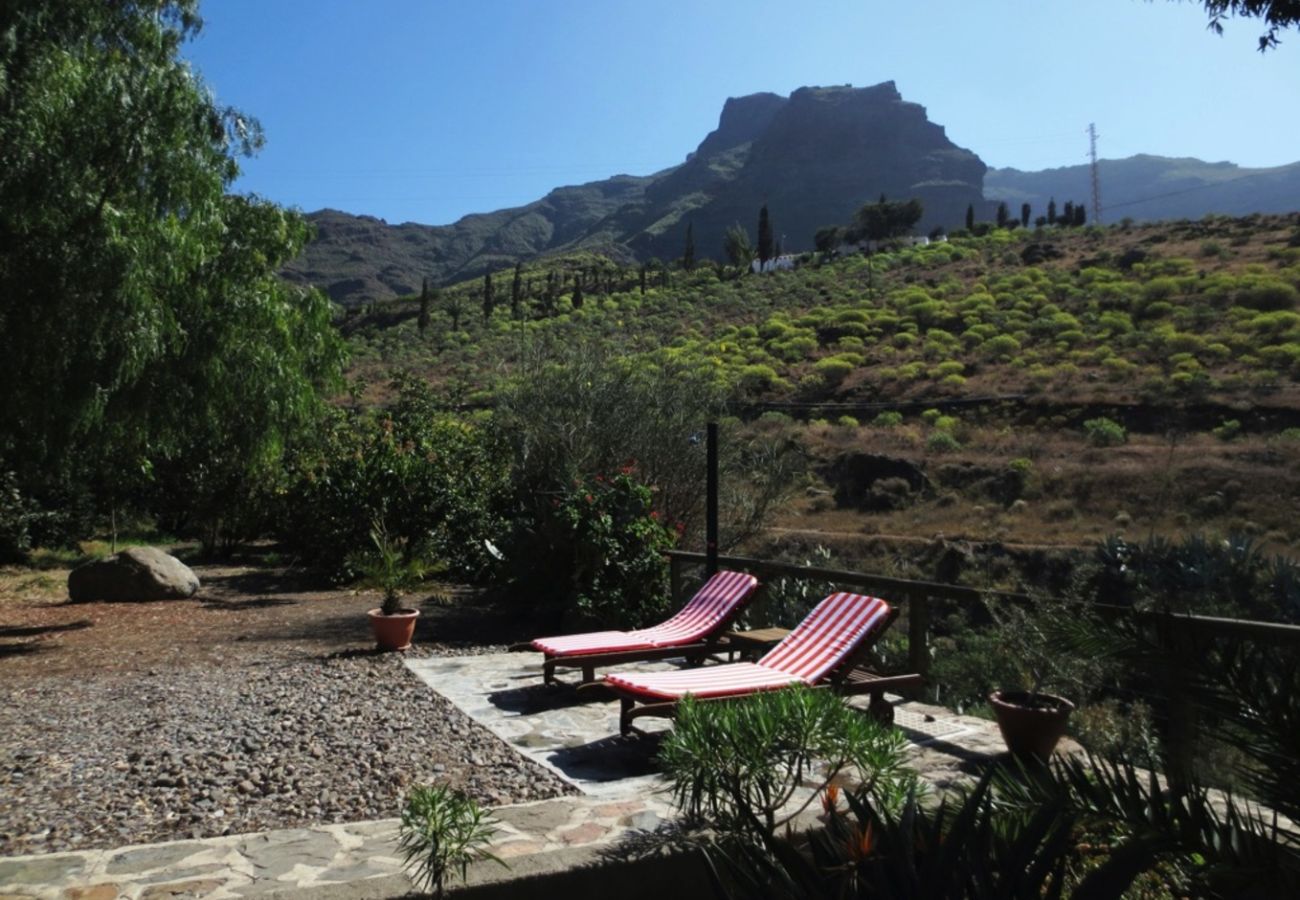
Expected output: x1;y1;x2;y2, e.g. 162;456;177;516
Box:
603;591;921;735
514;570;760;684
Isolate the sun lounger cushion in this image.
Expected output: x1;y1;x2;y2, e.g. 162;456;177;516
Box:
530;569;759;656
605;662;802;699
604;592;890;701
757;592;890;682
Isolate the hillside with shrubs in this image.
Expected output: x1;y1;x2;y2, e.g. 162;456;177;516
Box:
344;212;1300;566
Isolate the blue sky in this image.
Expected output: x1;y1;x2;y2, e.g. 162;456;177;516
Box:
185;0;1300;226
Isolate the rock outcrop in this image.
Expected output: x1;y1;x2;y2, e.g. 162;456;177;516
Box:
627;82;989;262
68;547;200;602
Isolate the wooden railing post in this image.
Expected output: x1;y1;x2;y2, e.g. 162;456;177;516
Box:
669;553;684;606
908;591;931;682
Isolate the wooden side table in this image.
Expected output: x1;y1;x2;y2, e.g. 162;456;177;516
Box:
719;626;791;660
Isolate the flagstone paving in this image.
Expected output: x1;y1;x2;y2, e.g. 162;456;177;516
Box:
2;651;1012;899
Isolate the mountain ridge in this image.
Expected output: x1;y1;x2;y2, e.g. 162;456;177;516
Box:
283;85;1300;308
283;82;988;306
985;154;1300;223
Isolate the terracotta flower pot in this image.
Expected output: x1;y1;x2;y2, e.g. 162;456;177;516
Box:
368;608;420;651
989;690;1075;762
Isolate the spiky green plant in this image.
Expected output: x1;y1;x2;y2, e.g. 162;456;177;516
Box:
350;521;428;615
699;754;1300;900
398;784;502;898
659;685;915;838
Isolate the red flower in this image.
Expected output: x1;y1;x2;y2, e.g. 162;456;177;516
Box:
821;783;841;815
585;494;594;504
649;510;660;520
845;823;875;862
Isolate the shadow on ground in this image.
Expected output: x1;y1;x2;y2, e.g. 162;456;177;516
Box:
546;733;665;783
199;568;332;597
200;596;297;611
0;641;48;659
0;621;92;639
487;682;609;714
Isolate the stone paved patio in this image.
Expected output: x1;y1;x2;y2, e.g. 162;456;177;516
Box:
1;651;1013;899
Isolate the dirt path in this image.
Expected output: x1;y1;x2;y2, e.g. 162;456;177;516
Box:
0;549;536;676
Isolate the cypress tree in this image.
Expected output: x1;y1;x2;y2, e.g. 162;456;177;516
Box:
417;277;430;333
510;262;522;318
1020;203;1031;228
757;205;774;267
965;203;975;231
639;264;647;294
1062;201;1075;227
446;288;461;331
1073;204;1087;227
996;202;1009;229
482;272;494;321
1047;198;1057;225
571;273;584;309
683;222;695;271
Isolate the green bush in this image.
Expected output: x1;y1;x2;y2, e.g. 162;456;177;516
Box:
279;392;511;581
813;356;855;387
0;469;36;562
836;415;860;428
926;431;962;453
1083;417;1127;447
982;334;1021;359
505;471;676;628
1212;419;1242;441
659;686;914;836
1237;279;1298;311
871;410;903;428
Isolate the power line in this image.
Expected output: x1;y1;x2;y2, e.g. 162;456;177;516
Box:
1103;170;1283;211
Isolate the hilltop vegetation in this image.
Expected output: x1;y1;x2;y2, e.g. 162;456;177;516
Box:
350;214;1300;410
345;213;1300;563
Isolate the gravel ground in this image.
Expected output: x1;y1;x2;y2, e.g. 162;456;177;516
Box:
0;649;576;857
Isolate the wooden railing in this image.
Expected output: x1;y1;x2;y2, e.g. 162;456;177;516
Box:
666;550;1300;681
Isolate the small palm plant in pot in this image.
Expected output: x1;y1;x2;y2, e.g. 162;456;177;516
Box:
983;590;1102;762
353;522;428;651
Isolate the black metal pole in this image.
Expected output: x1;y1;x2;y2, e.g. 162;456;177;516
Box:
706;421;718;575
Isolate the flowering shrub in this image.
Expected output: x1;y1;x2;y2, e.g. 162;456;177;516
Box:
556;470;678;626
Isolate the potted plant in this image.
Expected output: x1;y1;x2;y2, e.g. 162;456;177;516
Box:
354;523;426;651
982;591;1099;761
